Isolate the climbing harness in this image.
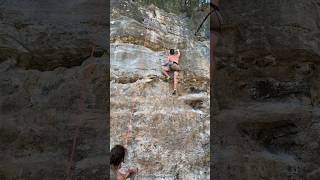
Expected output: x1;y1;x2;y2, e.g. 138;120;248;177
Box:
122;81;141;180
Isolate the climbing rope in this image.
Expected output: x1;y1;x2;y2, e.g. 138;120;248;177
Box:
121;77;143;180
66;63;96;180
195;2;223;36
65;0;105;179
111;20;137;176
119;12;157;180
124;23;147;144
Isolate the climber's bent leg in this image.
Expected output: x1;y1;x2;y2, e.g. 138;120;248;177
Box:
173;71;179;93
162;66;170;78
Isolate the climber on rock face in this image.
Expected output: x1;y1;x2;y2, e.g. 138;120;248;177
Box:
162;48;181;95
110;145;138;180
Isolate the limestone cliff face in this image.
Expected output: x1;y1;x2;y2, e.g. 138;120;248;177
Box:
0;57;108;179
0;1;107;179
110;1;210;179
0;0;107;71
213;0;320;179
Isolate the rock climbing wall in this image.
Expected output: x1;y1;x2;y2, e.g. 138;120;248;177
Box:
0;0;108;179
213;0;320;179
0;58;108;179
110;1;210;179
0;0;107;71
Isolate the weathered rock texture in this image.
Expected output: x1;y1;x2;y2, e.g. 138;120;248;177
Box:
110;1;210;179
0;0;107;71
0;57;108;179
0;0;108;179
213;0;320;179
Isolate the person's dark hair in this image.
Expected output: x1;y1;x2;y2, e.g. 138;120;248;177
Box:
110;145;126;166
170;49;175;55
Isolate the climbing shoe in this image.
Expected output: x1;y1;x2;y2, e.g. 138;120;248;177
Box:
172;89;177;95
163;76;171;82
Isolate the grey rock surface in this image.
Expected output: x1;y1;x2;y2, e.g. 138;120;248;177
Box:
0;57;108;179
110;1;210;179
0;0;108;179
0;0;107;71
213;0;320;179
